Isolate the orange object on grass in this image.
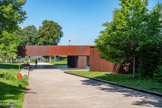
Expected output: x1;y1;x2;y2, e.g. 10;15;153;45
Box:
17;73;22;79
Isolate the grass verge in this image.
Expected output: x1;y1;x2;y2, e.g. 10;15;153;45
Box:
0;63;28;108
0;63;21;69
68;71;162;93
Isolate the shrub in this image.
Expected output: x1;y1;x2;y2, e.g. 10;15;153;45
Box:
4;73;16;80
154;65;162;82
0;73;5;78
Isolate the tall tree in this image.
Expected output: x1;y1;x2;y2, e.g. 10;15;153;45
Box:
13;26;23;43
0;32;20;62
38;20;63;45
14;25;39;45
22;25;38;45
137;3;162;77
95;0;162;78
0;0;26;34
0;0;26;62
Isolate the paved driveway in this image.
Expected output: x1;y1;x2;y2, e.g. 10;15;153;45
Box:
23;68;162;108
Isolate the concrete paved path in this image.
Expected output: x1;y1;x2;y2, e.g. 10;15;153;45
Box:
23;68;162;108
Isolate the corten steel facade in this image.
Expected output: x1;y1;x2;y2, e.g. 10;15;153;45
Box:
18;45;92;56
18;45;92;69
90;47;120;73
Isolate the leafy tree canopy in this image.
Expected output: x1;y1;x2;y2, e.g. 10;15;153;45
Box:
14;25;38;45
0;32;20;60
38;20;63;45
0;0;27;33
95;0;162;77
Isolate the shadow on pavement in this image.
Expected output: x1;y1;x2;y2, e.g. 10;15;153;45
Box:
25;88;37;94
81;79;162;107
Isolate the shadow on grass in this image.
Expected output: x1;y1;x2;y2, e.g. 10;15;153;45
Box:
0;82;26;108
81;78;162;107
0;64;19;69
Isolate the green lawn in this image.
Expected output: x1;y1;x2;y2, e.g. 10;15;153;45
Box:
50;60;67;65
68;71;162;93
0;63;28;108
0;63;21;69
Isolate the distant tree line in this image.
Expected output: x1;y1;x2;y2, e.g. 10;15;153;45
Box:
14;20;63;46
0;0;63;62
95;0;162;79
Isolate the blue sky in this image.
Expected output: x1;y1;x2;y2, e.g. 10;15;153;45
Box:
19;0;162;45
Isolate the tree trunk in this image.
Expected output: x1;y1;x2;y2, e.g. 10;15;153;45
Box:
28;56;31;62
5;59;7;63
2;56;4;62
5;56;7;63
12;58;14;63
49;56;52;62
133;54;135;79
10;58;13;63
54;56;57;61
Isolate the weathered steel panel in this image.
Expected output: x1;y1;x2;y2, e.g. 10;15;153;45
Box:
67;46;77;55
49;46;59;56
18;45;93;56
39;46;49;56
77;56;87;69
83;46;91;56
59;46;68;55
90;47;120;73
90;47;94;71
76;46;84;55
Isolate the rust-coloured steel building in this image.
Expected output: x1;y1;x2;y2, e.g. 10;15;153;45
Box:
18;45;92;69
18;45;91;56
90;47;120;73
18;45;120;72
